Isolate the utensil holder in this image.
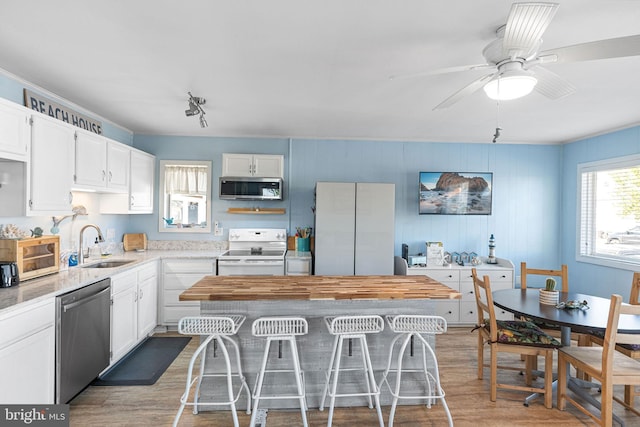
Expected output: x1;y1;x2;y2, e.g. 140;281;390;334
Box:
296;237;310;252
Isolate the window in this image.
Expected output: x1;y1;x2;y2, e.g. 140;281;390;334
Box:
158;160;212;233
578;154;640;268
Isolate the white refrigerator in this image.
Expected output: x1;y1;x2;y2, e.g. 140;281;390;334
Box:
314;182;395;275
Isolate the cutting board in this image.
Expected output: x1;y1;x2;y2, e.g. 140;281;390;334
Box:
123;233;147;251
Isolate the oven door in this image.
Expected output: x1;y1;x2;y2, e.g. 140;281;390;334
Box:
217;258;285;276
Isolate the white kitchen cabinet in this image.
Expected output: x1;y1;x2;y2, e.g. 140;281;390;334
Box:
0;98;30;162
28;114;75;215
110;262;158;363
0;298;55;404
406;257;514;325
286;251;312;275
100;148;155;214
222;153;283;177
161;259;215;327
74;131;130;193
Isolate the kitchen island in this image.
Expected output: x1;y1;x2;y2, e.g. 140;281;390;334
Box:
180;275;460;409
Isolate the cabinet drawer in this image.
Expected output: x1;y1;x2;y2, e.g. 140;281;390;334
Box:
424;270;459;283
111;270;137;295
286;258;311;275
0;299;54;348
459;281;476;301
137;262;157;281
460;269;513;284
433;301;459;324
163;259;215;274
459;301;478;324
163;273;209;290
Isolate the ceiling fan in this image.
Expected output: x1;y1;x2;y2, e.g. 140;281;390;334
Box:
394;2;640;110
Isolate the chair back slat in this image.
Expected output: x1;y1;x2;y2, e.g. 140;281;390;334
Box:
614;300;640;346
520;262;568;292
602;295;624;373
629;272;640;305
472;268;497;342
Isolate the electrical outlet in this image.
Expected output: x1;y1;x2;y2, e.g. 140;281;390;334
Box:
214;221;223;236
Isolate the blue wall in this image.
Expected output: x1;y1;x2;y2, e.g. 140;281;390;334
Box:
133;134;565;285
561;126;640;298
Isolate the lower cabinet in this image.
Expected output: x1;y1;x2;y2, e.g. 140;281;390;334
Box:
406;258;514;325
161;258;215;327
0;298;55;404
110;262;158;364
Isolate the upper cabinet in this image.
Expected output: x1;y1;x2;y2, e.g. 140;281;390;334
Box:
100;148;155;214
28;115;75;215
222;153;283;178
0;98;30;162
74;130;129;193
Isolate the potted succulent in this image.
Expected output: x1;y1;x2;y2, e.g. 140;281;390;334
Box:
539;277;559;305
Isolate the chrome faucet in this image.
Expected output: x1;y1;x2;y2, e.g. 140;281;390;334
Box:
79;224;104;264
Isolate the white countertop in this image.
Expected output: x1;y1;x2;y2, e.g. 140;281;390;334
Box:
0;250;222;315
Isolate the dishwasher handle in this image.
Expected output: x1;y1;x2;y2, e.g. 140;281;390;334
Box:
63;286;110;312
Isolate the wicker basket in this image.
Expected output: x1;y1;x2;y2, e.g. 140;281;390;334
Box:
539;289;559;305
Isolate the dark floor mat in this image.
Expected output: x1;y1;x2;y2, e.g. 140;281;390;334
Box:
93;336;191;386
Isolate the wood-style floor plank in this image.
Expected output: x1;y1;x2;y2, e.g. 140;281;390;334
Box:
69;327;637;426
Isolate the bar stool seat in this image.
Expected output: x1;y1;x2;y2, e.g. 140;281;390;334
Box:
320;315;385;427
173;315;251;427
249;316;309;427
379;315;453;427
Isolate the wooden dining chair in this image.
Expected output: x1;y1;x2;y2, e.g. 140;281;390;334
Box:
588;272;640;408
520;262;591;346
558;294;640;426
471;268;561;408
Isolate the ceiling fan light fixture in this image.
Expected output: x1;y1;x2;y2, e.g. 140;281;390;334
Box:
483;72;538;101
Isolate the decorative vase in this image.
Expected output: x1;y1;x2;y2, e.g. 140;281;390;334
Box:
539;289;559;305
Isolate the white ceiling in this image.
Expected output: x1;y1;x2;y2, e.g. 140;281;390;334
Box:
1;0;639;144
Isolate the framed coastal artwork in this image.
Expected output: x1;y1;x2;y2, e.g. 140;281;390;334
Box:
419;172;493;215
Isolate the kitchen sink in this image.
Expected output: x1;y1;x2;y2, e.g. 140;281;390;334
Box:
80;260;135;269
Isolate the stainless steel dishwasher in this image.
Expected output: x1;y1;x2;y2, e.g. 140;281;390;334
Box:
56;278;111;403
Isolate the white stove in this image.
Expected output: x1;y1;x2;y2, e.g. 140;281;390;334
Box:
217;228;287;275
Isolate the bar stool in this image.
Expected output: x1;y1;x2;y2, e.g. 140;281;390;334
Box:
378;315;453;427
249;317;309;427
173;315;251;427
320;315;385;427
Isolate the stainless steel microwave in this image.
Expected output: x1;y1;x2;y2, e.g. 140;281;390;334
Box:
219;177;283;200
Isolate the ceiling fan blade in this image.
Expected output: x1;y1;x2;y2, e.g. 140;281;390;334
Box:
433;73;497;110
390;63;494;80
539;34;640;64
503;2;559;59
532;66;576;100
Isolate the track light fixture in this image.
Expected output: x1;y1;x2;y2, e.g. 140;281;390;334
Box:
185;92;208;128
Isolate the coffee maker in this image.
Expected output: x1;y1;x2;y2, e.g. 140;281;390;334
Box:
0;262;19;288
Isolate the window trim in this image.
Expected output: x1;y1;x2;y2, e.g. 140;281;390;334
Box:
576;153;640;271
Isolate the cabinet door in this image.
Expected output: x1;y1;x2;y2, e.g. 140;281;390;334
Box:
253;154;283;177
222;153;254;177
355;183;395;275
137;274;158;338
106;140;130;192
130;150;154;212
0;99;30;161
0;326;55;404
111;283;138;362
75;130;107;188
29;115;75;213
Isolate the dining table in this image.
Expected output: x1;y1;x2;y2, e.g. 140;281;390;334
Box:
492;288;640;425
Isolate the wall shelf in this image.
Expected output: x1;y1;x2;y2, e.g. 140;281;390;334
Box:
227;208;286;215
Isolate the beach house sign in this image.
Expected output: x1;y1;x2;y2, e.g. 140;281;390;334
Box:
24;89;102;134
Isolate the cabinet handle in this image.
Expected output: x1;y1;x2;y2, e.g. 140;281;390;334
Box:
102;170;106;181
139;289;143;299
108;171;113;182
69;192;73;204
501;275;507;278
447;310;452;314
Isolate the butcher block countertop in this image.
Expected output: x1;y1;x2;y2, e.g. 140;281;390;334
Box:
180;275;462;301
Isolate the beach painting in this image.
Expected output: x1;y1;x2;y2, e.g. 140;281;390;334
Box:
419;172;492;215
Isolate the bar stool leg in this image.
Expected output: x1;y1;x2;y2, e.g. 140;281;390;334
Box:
222;334;252;414
320;334;340;411
327;335;345;427
415;333;453;427
361;335;384;427
217;336;241;427
358;338;374;409
289;336;309;426
173;335;214;427
249;337;273;427
193;340;208;414
389;333;412;427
